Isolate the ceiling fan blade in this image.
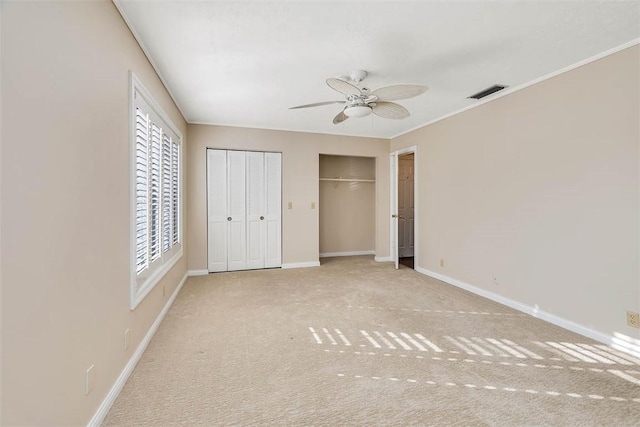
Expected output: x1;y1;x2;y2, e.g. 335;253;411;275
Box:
371;102;410;119
371;84;428;101
289;101;346;109
332;110;349;124
326;78;361;96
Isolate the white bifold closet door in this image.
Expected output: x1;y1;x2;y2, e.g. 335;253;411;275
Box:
263;153;282;268
206;149;228;273
227;150;247;271
207;149;281;272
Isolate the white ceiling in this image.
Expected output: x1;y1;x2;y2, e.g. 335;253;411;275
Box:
115;1;640;139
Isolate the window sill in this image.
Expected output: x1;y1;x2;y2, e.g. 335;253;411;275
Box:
130;247;183;310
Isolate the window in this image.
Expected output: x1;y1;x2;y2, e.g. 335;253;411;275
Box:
130;72;182;309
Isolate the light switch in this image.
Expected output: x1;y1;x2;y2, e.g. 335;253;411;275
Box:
288;202;293;209
311;202;316;209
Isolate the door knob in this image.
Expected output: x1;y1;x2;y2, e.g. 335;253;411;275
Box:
227;217;232;221
392;214;399;218
260;216;264;220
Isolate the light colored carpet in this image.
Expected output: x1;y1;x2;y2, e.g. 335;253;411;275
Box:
104;256;640;426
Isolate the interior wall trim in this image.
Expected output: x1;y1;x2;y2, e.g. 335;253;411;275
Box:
281;261;321;269
319;250;375;258
188;269;209;276
374;256;392;262
392;38;640;139
112;0;188;121
86;272;188;427
415;267;640;358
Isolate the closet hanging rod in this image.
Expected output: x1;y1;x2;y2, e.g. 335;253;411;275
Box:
319;178;375;183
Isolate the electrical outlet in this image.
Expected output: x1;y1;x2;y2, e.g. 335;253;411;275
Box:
440;259;444;267
124;329;130;351
85;365;95;396
627;311;640;328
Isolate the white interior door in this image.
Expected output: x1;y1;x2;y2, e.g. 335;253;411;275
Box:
264;152;282;268
207;149;227;272
246;151;265;270
398;157;415;257
227;150;246;271
390;153;399;269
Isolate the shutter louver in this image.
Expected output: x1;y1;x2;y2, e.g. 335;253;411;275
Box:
149;123;162;261
135;107;149;274
162;133;172;253
171;141;179;245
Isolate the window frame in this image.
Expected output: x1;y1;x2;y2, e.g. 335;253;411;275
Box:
129;72;183;309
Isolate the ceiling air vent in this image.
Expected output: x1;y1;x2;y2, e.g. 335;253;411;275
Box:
467;84;508;100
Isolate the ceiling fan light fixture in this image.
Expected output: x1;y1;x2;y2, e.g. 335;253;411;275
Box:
290;70;427;124
344;105;372;118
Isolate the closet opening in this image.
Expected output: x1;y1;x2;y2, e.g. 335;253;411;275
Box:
319;154;376;264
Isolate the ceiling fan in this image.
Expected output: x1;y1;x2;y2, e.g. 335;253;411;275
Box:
289;70;428;124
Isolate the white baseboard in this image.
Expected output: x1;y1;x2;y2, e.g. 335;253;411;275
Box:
319;250;375;258
281;261;320;269
188;269;209;276
415;267;640;359
87;272;188;427
374;256;392;262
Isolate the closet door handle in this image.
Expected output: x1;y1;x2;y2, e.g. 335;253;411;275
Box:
227;217;232;221
260;216;264;220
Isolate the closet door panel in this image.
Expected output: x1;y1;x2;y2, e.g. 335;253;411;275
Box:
207;149;227;272
265;220;280;266
264;152;282;268
227;150;246;271
246;151;265;270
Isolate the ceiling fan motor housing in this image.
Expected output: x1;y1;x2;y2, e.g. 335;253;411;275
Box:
344;105;372;118
349;70;368;83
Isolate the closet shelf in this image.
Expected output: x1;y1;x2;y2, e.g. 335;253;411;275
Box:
319;178;375;183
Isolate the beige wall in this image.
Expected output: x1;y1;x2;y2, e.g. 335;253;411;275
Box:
187;125;389;270
319;155;376;254
3;2;634;424
391;45;640;342
1;2;188;425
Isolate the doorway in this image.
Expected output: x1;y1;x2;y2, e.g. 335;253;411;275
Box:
390;146;418;270
398;153;415;269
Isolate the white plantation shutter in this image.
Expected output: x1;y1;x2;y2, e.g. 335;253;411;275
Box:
149;123;162;262
135;108;149;274
130;73;182;309
162;133;172;253
171;140;179;245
